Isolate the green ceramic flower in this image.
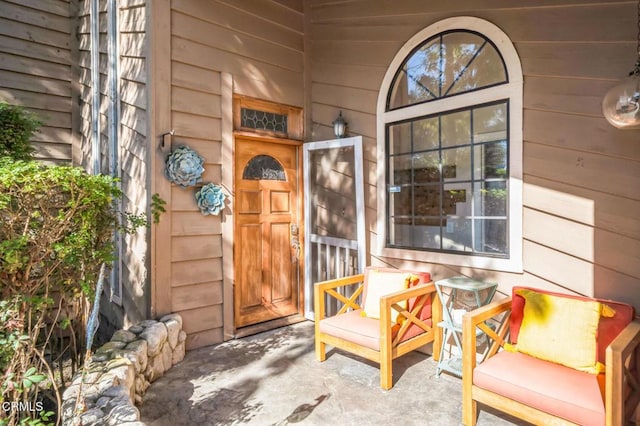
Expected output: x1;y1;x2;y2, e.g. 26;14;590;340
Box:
195;183;226;216
165;146;205;187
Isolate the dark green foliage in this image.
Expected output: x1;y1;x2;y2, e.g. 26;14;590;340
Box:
0;103;41;161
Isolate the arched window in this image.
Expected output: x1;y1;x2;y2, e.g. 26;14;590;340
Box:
242;155;286;181
376;17;523;272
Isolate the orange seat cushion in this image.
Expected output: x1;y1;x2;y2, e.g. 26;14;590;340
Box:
319;309;432;351
474;351;605;426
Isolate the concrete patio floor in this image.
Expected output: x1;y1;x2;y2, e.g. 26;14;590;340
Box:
139;321;526;425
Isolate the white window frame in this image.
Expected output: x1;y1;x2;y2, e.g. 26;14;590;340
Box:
375;17;523;273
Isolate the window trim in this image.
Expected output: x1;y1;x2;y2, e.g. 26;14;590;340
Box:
375;16;523;273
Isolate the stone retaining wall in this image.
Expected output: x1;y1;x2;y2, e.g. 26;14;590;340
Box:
61;314;186;426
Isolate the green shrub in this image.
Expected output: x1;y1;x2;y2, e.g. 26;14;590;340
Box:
0;102;41;161
0;159;146;425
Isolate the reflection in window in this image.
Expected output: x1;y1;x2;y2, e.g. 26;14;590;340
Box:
388;31;507;110
242;155;286;181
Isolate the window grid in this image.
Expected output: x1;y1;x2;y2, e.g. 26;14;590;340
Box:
386;100;509;257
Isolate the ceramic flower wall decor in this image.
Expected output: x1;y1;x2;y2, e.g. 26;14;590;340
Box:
195;183;226;216
165;146;205;187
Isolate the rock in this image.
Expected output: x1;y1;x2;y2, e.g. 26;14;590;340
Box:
107;362;135;397
79;407;104;426
139;322;167;357
163;318;181;349
160;313;183;330
125;339;148;373
61;397;77;420
161;343;173;371
91;352;110;362
144;353;165;382
111;329;137;344
106;404;139;425
138;320;157;327
95;341;126;354
102;384;130;399
178;330;187;343
134;374;149;396
134;394;143;406
128;325;144;334
172;341;185;365
95;396;110;410
119;422;146;426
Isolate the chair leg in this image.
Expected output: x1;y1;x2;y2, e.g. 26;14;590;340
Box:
315;340;326;362
380;356;392;390
462;387;478;426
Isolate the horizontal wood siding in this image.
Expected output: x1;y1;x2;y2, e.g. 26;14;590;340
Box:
0;0;72;164
168;0;303;349
309;0;640;309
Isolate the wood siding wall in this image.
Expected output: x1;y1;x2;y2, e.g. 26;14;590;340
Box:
308;0;640;309
166;0;304;349
76;0;149;332
0;0;73;164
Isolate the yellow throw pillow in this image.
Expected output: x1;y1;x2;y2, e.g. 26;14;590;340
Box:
362;271;413;323
511;289;615;374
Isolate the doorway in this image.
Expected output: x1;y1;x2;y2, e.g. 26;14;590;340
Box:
234;136;303;330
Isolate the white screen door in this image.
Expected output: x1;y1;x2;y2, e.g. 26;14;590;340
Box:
303;136;366;320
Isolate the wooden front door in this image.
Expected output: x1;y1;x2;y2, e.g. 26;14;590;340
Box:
234;136;302;329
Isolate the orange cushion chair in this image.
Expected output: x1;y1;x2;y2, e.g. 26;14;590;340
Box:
314;266;441;390
462;286;640;426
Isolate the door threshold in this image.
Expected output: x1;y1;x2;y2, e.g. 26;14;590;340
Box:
234;315;307;339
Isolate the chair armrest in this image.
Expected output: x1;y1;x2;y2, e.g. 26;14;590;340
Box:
462;297;512;373
606;320;640;426
314;274;365;322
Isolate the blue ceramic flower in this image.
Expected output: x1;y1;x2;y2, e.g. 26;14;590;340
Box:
195;183;226;216
165;146;205;187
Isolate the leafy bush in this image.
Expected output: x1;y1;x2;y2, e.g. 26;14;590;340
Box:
0;103;40;161
0;159;145;425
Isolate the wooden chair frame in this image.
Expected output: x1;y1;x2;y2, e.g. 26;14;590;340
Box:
314;273;442;390
462;297;640;426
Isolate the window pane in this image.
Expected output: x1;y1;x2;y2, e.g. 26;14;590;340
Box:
449;45;507;96
415;184;441;216
414;218;442;249
474;141;507;180
441;110;471;148
474;219;507;255
412;116;439;151
442;146;471;182
390;154;412;185
474;181;507;217
390;187;412;219
441;32;487;96
444;187;470;216
442;217;473;252
389;122;412;155
389;38;440;109
242;155;286;180
388;31;507;110
413;151;440;184
473;103;507;143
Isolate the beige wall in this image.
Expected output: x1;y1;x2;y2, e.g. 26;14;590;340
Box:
76;0;149;333
308;0;640;309
160;0;305;349
0;0;73;164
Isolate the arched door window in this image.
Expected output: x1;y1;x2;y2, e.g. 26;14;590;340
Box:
376;17;523;272
242;155;286;181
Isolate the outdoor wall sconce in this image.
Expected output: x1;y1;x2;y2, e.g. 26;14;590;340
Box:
602;0;640;129
332;110;348;138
